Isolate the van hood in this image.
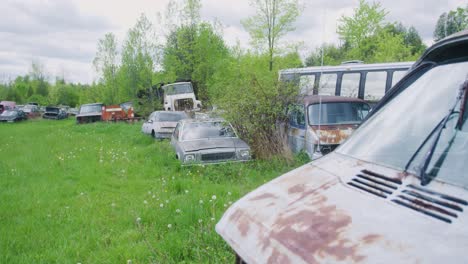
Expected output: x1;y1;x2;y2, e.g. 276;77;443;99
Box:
216;153;468;264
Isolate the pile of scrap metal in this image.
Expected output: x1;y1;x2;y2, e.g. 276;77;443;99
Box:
76;102;139;124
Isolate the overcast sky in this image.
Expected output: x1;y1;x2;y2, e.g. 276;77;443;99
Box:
0;0;465;84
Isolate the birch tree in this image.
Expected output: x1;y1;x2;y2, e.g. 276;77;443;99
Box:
242;0;300;71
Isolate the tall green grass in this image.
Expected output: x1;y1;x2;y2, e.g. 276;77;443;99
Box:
0;119;306;263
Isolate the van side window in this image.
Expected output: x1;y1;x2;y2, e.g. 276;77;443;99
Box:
299;75;316;95
173;124;180;140
288;105;305;129
365;71;387;101
341;73;360;97
318;74;337;96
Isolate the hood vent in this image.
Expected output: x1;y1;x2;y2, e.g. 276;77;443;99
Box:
347;169;402;199
391;184;467;223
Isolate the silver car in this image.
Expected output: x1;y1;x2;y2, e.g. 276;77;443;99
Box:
171;118;251;165
142;111;190;139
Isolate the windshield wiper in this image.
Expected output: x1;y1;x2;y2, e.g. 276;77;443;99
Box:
405;80;467;186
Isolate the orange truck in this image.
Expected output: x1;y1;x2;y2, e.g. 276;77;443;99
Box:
101;102;136;122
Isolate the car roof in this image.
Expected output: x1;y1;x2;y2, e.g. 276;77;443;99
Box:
302;95;368;105
179;117;226;124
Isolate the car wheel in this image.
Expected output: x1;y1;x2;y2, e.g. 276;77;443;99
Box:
151;130;156;138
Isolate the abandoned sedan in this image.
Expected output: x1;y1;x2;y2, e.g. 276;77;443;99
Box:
42;106;68;120
142;111;190;139
0;110;27;122
171;118;251;164
217;31;468;263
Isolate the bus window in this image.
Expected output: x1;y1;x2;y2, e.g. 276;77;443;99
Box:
318;74;337;96
392;70;407;86
365;71;387;101
340;73;360;97
299;75;315;95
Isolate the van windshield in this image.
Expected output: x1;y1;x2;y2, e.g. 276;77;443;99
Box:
308;102;370;125
164;83;193;95
338;61;468;189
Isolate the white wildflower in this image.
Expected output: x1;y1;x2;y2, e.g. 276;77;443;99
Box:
198;219;203;223
211;195;217;200
159;203;164;208
211;217;215;221
143;200;148;204
176;209;181;213
167;224;172;228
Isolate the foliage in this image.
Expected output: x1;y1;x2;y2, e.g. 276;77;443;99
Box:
306;0;425;66
93;33;119;104
434;5;468;41
242;0;301;71
209;51;302;159
0;119;306;263
163;22;229;102
337;0;387;49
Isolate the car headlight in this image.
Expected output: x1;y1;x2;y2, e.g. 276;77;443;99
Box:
239;149;250;158
184;154;195;162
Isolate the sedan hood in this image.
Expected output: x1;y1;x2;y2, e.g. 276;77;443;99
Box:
216;153;468;264
180;138;249;152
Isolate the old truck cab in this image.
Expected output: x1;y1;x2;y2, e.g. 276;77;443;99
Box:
162;82;202;111
287;96;370;158
217;30;468;263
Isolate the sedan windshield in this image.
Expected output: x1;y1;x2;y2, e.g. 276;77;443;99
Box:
308;102;370;125
164;83;193;95
156;112;187;122
80;104;102;114
338;61;468;189
1;111;17;117
181;121;236;141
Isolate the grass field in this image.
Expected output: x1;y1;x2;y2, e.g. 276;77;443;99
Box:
0;119;306;263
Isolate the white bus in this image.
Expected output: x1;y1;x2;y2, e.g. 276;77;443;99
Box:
279;61;414;102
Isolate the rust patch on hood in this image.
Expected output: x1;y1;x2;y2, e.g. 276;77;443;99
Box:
362;234;381;245
310;125;356;145
264;194;367;263
229;209;250;237
250;193;278;201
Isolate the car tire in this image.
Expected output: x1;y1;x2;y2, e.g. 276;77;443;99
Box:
151;130;156;138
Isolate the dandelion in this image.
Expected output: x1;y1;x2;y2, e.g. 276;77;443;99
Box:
143;200;148;204
199;200;204;204
152;194;156;199
228;192;232;196
176;209;181;213
167;224;172;228
211;217;215;221
172;176;175;180
136;217;141;223
223;204;227;207
160;203;164;208
148;191;152;194
80;192;84;196
198;219;203;223
165;199;169;204
185;190;189;194
212;195;217;200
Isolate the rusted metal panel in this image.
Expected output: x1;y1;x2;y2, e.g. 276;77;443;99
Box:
216;153;468;263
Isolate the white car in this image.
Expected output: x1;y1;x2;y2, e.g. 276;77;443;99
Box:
141;111;190;139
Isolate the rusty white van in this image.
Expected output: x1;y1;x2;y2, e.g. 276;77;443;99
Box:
217;30;468;263
287;96;370;158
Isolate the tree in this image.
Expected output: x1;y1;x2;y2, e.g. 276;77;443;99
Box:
242;0;300;71
434;6;468;41
93;33;119;104
337;0;387;49
29;61;49;97
305;44;346;66
120;14;157;104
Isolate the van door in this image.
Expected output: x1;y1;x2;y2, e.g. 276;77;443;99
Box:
287;105;306;153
